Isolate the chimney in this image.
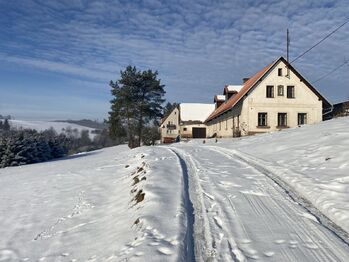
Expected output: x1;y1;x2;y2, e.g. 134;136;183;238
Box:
243;77;250;83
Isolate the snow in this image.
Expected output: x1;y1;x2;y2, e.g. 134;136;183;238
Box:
179;103;215;122
215;95;225;101
226;85;243;93
0;146;187;261
1;117;349;261
168;143;349;261
209;116;349;235
9;120;97;138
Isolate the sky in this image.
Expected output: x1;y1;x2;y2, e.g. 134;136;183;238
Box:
0;0;348;120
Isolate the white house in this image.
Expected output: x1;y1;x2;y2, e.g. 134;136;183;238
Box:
160;103;215;143
205;57;332;137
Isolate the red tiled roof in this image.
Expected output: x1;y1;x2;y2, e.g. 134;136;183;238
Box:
205;61;274;122
205;56;332;123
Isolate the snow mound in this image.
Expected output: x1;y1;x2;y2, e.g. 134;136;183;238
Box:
0;146;185;261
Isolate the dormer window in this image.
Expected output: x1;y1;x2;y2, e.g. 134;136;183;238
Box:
278;68;282;76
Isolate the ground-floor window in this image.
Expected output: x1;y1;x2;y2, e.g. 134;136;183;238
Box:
278;113;287;127
298;113;307;125
258;112;268;127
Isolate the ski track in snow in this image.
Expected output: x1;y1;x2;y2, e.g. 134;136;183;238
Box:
167;148;196;261
171;144;349;261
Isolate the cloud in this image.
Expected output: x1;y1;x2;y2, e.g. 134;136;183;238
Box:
0;0;348;119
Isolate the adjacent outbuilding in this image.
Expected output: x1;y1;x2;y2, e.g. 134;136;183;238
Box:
160;103;215;143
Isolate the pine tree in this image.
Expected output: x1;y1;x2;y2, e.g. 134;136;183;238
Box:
3;119;10;131
0;134;6;167
108;66;165;148
163;102;178;117
109;66;139;147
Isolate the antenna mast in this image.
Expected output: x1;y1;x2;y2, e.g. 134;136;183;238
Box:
286;29;290;77
287;28;290;62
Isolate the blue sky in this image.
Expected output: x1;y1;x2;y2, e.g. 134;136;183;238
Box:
0;0;348;120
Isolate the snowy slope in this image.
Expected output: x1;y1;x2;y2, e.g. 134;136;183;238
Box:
9;120;97;138
208;116;349;235
0;146;188;261
168;144;349;261
1;117;349;261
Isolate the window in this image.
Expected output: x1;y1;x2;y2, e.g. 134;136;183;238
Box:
287;86;295;98
278;85;284;96
298;113;307;125
278;68;282;76
266;85;274;98
278;113;287;127
258;113;268;127
225;119;228;130
183;127;187;131
166;121;176;130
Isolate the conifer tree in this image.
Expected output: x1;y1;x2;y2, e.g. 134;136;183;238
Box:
3;119;10;131
108;66;165;148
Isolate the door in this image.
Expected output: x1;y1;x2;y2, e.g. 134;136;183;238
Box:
192;127;206;138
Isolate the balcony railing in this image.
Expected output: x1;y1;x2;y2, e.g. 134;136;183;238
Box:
166;124;177;130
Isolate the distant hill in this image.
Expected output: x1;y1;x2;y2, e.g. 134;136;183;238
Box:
54;119;107;130
9;120;97;138
0;114;11;120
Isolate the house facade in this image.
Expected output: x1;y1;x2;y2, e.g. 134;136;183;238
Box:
205;57;332;137
160;103;215;143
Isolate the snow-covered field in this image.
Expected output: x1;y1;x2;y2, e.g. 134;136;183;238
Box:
212;116;349;235
9;120;97;138
1;117;349;261
0;146;188;261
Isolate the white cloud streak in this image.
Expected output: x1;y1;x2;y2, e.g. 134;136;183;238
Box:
0;0;348;110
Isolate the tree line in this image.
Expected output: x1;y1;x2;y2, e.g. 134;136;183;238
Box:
0;120;119;168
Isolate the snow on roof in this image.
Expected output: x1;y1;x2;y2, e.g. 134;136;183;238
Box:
180;103;215;122
215;95;226;101
226;85;243;92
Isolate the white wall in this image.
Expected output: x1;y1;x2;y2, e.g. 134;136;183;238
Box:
246;60;322;134
207;59;323;137
160;107;180;141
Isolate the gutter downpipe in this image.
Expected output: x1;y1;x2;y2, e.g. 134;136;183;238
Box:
323;104;334;120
